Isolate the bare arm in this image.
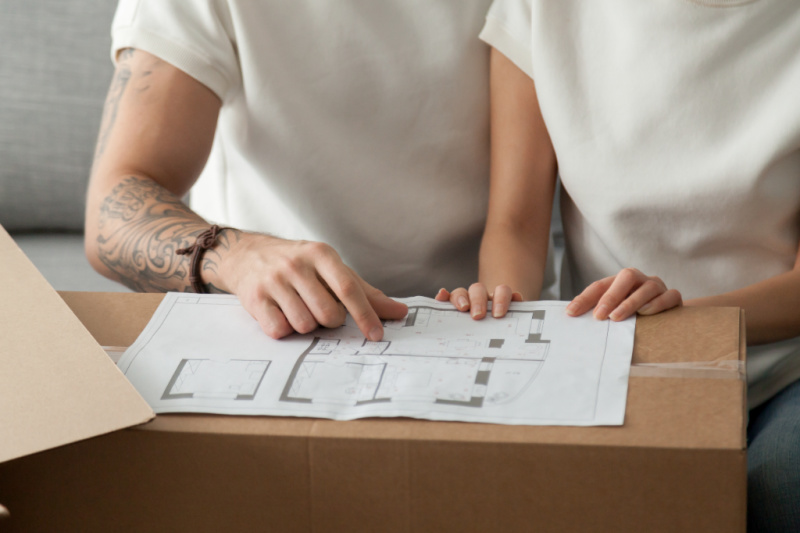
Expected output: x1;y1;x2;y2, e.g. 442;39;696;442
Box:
567;242;800;346
438;49;680;321
86;48;224;292
480;48;557;300
438;48;557;317
684;251;800;345
86;49;406;339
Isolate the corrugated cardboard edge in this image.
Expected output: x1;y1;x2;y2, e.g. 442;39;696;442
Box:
740;309;748;449
0;226;154;464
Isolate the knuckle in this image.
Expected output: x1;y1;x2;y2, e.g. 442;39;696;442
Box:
262;321;286;339
366;286;384;298
306;241;335;259
318;312;342;328
642;279;661;292
295;318;318;335
469;282;486;293
598;296;616;309
336;278;359;299
617;300;633;314
240;289;261;310
277;255;303;276
318;303;345;327
667;289;683;302
261;271;283;289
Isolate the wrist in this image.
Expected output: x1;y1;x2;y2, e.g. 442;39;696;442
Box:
196;227;245;294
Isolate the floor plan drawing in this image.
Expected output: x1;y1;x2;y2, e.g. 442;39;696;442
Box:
162;359;270;401
280;306;550;408
383;306;550;357
118;294;636;426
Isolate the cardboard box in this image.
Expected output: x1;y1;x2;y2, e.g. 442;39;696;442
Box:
0;226;747;532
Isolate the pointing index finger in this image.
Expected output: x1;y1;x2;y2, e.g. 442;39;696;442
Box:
317;256;384;341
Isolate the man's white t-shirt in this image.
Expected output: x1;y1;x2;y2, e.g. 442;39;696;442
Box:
111;0;516;298
481;0;800;407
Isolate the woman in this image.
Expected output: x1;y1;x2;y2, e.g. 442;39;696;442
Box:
438;1;800;530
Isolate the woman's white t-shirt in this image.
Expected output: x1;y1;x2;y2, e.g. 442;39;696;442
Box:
481;0;800;407
110;0;503;298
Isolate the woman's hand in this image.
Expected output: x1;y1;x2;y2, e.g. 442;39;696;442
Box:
566;268;682;321
435;284;523;320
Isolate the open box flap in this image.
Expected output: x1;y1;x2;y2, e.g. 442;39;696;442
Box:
0;226;154;464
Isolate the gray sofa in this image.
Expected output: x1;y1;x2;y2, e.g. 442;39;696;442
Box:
1;0;128;292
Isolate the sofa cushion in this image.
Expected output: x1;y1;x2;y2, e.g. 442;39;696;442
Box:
14;232;130;292
0;0;116;231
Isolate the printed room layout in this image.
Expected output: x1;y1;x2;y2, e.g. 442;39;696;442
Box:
162;359;271;401
279;306;551;408
121;293;635;425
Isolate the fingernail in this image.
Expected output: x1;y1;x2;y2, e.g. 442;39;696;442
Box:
471;305;483;318
609;309;622;321
368;327;383;342
492;303;504;317
458;296;469;310
638;303;653;315
566;302;578;315
594;304;610;320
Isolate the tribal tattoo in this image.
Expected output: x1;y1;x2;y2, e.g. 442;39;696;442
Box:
97;176;240;293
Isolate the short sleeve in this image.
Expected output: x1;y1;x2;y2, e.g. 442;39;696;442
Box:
110;0;240;100
479;0;534;79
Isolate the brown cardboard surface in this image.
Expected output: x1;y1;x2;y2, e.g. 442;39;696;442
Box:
633;306;742;365
0;291;746;532
0;423;745;532
59;292;746;451
0;229;153;464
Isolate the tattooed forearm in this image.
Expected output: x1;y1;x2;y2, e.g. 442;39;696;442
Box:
97;176;241;293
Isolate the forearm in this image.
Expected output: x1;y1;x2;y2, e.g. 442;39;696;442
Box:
685;268;800;345
86;174;240;293
479;222;548;300
477;48;556;301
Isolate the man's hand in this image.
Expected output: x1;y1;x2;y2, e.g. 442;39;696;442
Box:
85;49;406;340
221;234;408;340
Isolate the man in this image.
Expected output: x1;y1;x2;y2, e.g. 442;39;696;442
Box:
85;0;511;340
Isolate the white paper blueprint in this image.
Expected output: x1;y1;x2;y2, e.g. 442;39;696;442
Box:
117;293;636;426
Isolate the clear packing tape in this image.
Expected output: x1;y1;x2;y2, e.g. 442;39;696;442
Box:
630;359;745;381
